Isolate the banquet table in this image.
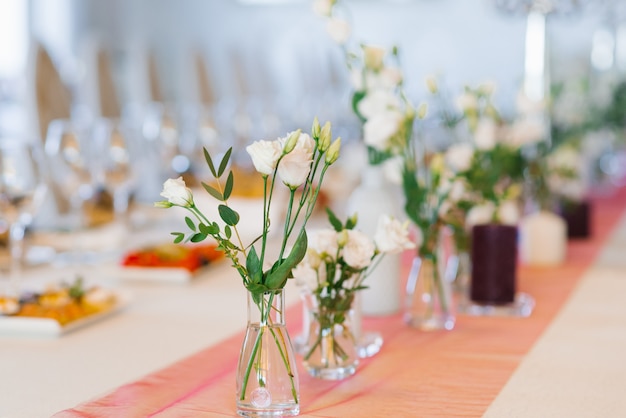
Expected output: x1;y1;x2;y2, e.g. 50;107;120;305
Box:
2;188;626;417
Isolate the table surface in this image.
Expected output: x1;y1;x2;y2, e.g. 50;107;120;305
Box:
2;192;626;418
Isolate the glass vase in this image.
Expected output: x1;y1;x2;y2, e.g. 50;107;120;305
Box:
236;289;299;417
450;250;471;297
404;256;455;331
302;292;359;380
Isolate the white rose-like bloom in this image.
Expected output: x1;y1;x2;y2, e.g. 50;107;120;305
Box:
366;67;403;90
455;92;478;113
548;145;580;172
292;263;319;291
445;143;474;172
363;109;403;151
342;229;375;269
474;118;497;150
277;132;314;188
362;45;386;71
309;229;339;258
466;202;495;228
382;156;403;185
496;200;520;225
506;117;544;147
326;18;350;44
160;177;194;207
246;140;282;175
448;179;467;202
357;89;401;120
312;0;333;16
374;215;416;254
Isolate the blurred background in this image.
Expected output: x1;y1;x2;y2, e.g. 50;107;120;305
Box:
0;0;626;211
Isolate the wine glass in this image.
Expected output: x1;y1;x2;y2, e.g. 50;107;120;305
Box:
0;137;47;312
44;119;97;264
92;118;136;219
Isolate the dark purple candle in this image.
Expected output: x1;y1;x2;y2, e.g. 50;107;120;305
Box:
560;201;591;239
470;224;518;304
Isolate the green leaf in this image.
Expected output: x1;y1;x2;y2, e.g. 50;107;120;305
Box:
218;204;240;226
224;225;232;239
185;216;196;232
203;147;217;177
218;147;233;177
171;232;184;244
202;182;223;201
351;90;367;122
246;246;263;285
325;207;343;232
190;233;207;242
223;171;234;200
265;229;308;290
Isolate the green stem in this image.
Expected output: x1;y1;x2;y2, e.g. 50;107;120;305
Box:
240;324;265;400
279;190;297;261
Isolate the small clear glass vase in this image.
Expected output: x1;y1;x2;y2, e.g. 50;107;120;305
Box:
404;256;455;331
449;250;472;297
236;289;300;417
302;293;359;380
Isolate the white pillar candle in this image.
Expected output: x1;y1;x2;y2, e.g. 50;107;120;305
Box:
520;211;567;266
346;165;401;316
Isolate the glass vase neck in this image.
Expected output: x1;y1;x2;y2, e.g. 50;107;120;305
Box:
247;289;285;327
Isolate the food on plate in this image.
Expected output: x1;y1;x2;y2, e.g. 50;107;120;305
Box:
9;277;117;326
0;296;20;315
121;242;223;272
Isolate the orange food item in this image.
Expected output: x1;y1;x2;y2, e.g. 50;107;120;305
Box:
121;243;224;272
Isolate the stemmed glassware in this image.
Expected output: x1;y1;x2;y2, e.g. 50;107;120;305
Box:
44;119;97;264
92;118;136;221
0;137;47;312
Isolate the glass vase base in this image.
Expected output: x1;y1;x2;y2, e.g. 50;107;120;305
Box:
404;313;455;331
459;292;535;317
305;363;357;380
357;332;383;358
237;403;299;417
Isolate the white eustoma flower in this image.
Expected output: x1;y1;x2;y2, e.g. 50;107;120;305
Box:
445;143;474;172
506;117;544;147
448;179;467;202
362;45;386;71
496;200;520;225
160;177;194;207
292;263;319;291
474;118;497;150
466;202;495;228
277;132;314;188
357;89;401;120
312;0;334;16
326;18;350;44
366;67;403;90
246;140;282;175
342;229;375;269
455;91;478;113
382;156;403;185
309;229;339;258
374;215;415;254
363;109;403;151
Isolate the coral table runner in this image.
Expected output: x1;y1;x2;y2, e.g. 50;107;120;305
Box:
55;188;626;417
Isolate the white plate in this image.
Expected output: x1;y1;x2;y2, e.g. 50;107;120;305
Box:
0;291;132;337
114;265;198;284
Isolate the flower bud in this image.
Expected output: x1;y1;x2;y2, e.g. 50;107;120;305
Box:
416;102;428;120
283;129;301;154
307;249;322;270
318;121;332;152
325;137;341;164
154;200;173;208
311;117;321;139
425;76;438;94
337;229;349;247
